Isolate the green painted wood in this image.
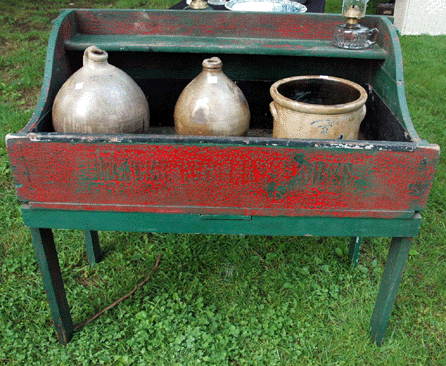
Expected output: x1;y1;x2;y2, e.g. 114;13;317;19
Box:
349;236;362;267
199;215;253;221
370;236;412;346
65;34;388;59
22;208;422;238
83;230;101;267
30;228;73;345
23;10;75;133
9;129;420;149
370;17;420;141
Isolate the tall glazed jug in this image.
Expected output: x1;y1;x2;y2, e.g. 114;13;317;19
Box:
174;57;250;136
52;46;149;134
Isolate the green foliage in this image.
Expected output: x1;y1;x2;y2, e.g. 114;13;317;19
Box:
324;0;380;15
0;0;445;365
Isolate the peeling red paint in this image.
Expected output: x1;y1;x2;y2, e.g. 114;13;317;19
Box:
74;10;339;40
7;139;438;219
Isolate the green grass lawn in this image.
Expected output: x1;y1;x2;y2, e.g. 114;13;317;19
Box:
1;0;445;365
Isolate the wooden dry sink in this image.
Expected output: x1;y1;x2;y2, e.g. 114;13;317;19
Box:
5;9;440;345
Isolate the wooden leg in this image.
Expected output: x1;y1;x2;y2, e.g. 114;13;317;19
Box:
370;237;412;346
30;228;74;345
83;230;101;266
349;236;362;267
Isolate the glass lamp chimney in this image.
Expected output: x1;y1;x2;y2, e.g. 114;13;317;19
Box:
342;0;368;19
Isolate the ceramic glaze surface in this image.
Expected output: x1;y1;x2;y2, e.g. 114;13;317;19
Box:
270;75;367;139
174;57;250;136
52;46;149;134
225;0;307;13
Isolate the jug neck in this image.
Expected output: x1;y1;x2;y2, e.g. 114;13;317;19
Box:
202;57;223;74
83;46;109;70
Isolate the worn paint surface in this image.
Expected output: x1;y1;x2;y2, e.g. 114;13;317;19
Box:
8;139;438;218
75;10;339;39
5;10;440;220
21;208;423;238
65;11;388;60
370;236;412;345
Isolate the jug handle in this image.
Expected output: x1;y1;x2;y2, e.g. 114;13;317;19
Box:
270;102;279;119
360;104;367;123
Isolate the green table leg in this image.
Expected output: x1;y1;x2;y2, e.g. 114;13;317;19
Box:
370;236;412;346
30;228;74;345
349;236;362;267
83;230;101;266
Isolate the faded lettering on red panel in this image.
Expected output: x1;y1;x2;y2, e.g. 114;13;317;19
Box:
8;140;438;217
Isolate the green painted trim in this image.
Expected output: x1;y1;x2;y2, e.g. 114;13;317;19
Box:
199;215;253;221
65;34;388;59
25;10;74;132
22;208;422;238
371;17;420;141
8;130;420;152
370;236;412;346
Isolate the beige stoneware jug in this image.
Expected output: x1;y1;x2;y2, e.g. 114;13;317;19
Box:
52;46;149;134
174;57;250;136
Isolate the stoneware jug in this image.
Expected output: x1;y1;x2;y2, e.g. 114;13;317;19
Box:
174;57;250;136
52;46;149;134
270;75;367;140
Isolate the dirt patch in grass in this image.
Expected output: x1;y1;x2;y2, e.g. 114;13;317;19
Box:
78;275;103;288
20;85;42;112
12;20;37;34
24;34;42;43
0;39;19;56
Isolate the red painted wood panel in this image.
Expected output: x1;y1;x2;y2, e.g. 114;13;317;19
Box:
7;138;438;218
75;10;342;40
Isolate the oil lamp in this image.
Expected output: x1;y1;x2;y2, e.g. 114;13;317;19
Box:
333;0;378;49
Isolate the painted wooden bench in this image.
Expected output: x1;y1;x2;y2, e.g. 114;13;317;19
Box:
6;9;439;345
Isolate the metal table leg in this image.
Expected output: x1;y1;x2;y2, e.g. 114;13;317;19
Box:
370;236;412;345
30;228;74;345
